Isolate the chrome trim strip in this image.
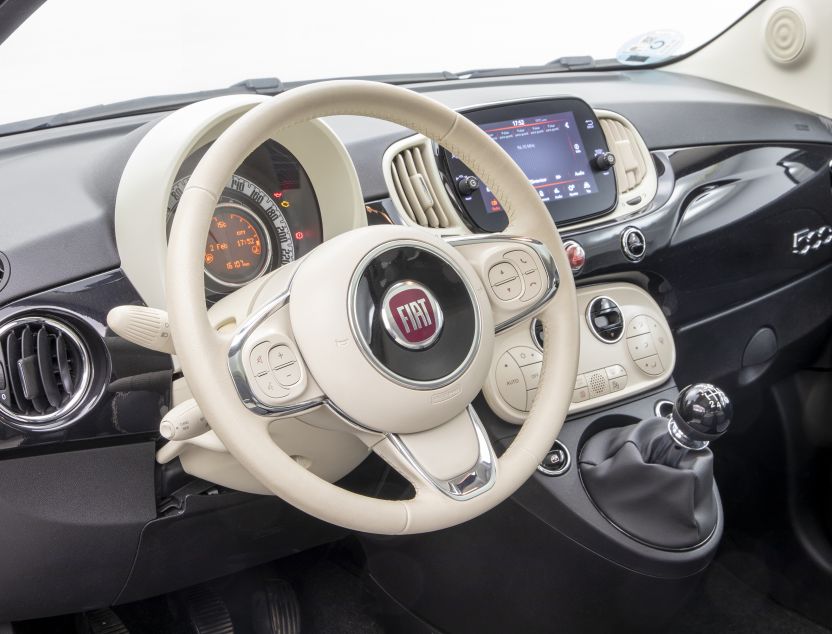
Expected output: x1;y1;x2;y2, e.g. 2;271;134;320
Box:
654;399;674;419
445;234;560;333
667;417;709;452
0;316;93;431
226;285;324;417
386;405;497;501
346;239;482;391
585;295;625;344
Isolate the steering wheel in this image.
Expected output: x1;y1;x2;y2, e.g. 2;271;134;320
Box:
167;80;579;534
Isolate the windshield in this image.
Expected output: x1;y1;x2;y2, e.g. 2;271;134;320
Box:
0;0;754;126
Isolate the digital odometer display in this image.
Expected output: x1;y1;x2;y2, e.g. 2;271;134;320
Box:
441;98;617;232
204;204;271;287
479;112;598;212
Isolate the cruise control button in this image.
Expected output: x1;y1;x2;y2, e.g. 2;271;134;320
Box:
274;362;301;387
255;372;288;398
627;333;656;360
488;262;519;286
508;346;542;367
249;342;272;375
269;345;297;369
496;353;527;411
636;354;664;376
521;362;542;390
492;279;522;301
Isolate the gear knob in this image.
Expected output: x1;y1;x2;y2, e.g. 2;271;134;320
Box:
669;383;733;450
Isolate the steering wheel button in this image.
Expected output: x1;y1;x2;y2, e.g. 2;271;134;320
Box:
492;280;521;301
495;353;527;411
255;372;288;399
275;362;301;387
504;249;537;274
521;362;542;390
488;262;519;286
627;333;656;360
269;344;297;369
249;342;272;375
508;346;542;367
520;269;542;302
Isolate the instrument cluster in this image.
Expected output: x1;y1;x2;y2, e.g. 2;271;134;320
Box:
167;139;322;300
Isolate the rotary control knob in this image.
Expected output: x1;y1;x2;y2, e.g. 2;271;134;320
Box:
456;175;480;197
594;152;616;171
669;383;733;450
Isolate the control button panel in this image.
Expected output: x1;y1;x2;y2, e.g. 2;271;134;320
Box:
626;314;671;376
495;346;542;412
571;365;628;403
486;247;546;305
246;339;304;404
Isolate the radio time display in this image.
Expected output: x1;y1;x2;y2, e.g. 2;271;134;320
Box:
478;111;598;214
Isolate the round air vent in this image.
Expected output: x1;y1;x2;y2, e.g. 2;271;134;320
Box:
0;252;9;294
531;318;544;350
0;316;92;430
586;296;625;343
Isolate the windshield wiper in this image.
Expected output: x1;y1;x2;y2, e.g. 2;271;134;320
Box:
458;55;605;79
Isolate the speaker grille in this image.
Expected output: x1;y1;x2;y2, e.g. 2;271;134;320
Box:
0;316;92;430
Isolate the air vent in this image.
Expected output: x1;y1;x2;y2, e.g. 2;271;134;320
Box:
599;116;649;195
0;252;9;294
586;297;625;343
386;140;453;229
0;316;92;430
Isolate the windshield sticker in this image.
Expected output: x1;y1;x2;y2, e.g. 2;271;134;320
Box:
616;30;683;65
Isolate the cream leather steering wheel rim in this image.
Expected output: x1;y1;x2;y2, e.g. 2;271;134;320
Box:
167;80;579;535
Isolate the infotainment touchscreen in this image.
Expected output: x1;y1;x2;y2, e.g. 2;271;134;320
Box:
478;111;598;212
440;98;617;232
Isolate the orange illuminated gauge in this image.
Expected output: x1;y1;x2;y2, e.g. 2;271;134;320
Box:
203;203;272;287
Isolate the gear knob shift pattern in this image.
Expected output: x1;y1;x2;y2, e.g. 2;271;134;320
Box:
668;383;733;451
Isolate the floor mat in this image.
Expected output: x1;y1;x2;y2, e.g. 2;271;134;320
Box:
670;562;830;634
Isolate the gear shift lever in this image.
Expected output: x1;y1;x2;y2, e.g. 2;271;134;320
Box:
651;383;732;467
668;383;733;449
579;383;732;549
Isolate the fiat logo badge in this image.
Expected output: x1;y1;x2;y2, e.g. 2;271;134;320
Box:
381;281;444;350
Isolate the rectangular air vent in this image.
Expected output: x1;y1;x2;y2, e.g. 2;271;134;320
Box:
599;116;649;195
387;141;453;229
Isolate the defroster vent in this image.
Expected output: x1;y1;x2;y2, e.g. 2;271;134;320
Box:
0;316;92;430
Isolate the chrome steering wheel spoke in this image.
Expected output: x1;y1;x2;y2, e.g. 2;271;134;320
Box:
446;234;560;332
374;405;497;501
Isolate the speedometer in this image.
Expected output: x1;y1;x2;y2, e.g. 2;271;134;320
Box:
168;174;296;291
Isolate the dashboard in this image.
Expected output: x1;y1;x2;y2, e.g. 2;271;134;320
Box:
0;69;831;621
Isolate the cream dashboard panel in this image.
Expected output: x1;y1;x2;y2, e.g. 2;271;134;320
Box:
114;94;366;310
484;282;675;424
